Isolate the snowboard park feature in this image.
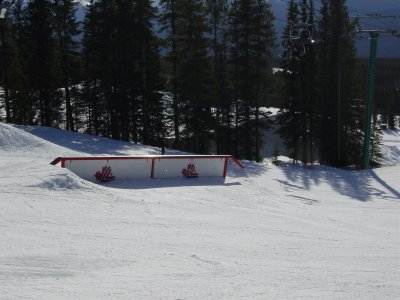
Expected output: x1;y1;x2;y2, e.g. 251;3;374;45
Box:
50;155;244;182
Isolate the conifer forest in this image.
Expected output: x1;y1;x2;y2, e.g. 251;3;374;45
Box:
0;0;399;167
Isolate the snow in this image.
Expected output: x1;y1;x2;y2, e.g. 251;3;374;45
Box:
76;0;90;6
381;129;400;166
0;122;399;299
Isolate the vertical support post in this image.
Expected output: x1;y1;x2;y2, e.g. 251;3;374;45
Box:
61;159;65;168
363;32;379;170
151;158;155;179
223;158;228;178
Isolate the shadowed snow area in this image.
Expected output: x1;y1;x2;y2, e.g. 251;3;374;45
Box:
0;122;399;299
15;124;166;156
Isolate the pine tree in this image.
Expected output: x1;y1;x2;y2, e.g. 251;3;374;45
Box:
7;0;32;124
278;0;317;165
159;0;180;146
82;0;164;145
316;0;330;164
174;0;212;153
0;13;12;123
25;0;61;126
369;119;383;167
316;0;362;167
0;0;31;124
253;0;275;162
132;0;165;146
205;0;229;154
52;0;81;132
277;0;301;162
81;0;108;136
112;0;138;141
229;0;275;161
298;0;316;165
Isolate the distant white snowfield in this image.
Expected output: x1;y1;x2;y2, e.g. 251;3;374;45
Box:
77;0;90;6
0;122;399;299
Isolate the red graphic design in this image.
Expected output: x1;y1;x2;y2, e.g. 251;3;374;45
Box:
95;165;116;182
182;163;199;178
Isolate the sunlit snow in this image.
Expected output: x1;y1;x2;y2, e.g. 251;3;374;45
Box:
0;122;399;299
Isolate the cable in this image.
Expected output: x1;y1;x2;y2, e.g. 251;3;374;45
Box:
275;0;385;24
274;0;400;41
357;20;390;31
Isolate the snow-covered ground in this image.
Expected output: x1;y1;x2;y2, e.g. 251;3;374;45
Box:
381;129;400;166
0;122;399;299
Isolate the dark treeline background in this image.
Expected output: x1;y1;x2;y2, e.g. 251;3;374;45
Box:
0;0;399;167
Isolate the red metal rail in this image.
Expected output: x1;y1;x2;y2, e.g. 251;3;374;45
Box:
51;155;244;167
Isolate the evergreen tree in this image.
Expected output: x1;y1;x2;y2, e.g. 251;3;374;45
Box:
205;0;229;154
24;0;61;126
82;0;164;145
278;0;317;165
174;0;212;153
316;0;362;167
159;0;180;146
253;0;275;162
316;0;330;164
7;0;32;124
112;0;138;141
81;0;108;136
132;0;165;146
229;0;275;161
277;0;301;162
0;12;12;122
0;0;30;124
52;0;81;132
369;124;383;167
298;0;316;165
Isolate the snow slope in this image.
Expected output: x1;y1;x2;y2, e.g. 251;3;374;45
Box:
381;129;400;166
0;122;399;299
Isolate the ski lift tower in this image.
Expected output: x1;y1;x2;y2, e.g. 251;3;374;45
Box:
354;15;400;169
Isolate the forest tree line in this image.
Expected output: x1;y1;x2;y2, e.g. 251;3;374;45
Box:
0;0;399;167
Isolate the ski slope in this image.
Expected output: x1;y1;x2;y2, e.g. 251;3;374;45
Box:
0;122;399;299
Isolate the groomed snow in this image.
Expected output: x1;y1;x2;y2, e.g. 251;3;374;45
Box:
0;122;399;299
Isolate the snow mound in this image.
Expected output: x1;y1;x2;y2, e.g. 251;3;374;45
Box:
0;122;49;153
0;122;76;158
31;169;93;191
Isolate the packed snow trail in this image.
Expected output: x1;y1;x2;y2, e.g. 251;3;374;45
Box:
0;123;399;299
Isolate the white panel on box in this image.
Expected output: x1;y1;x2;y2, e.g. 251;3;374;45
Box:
65;158;152;182
154;157;225;179
192;158;225;177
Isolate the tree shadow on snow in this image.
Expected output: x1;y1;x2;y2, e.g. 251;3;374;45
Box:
276;164;322;191
279;164;399;202
370;170;400;200
228;160;270;178
15;125;163;156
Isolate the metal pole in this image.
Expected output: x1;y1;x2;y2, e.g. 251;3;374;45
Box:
363;32;379;169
